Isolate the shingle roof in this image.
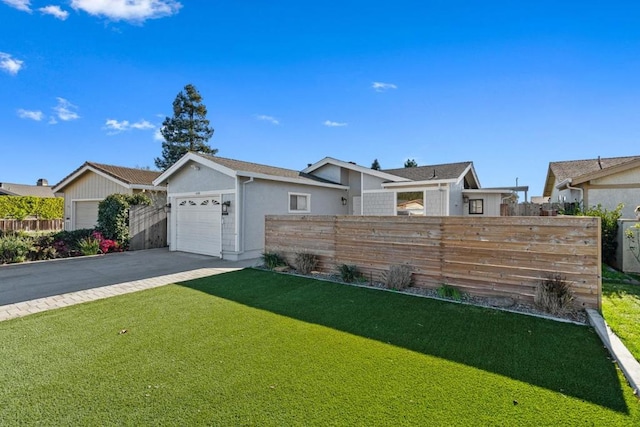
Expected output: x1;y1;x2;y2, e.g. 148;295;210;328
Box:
549;156;640;183
0;182;55;197
382;162;472;181
195;153;341;185
54;162;163;191
543;155;640;196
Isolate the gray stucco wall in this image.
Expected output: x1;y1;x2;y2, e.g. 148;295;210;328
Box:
241;179;348;254
424;189;446;216
363;174;386;191
588;188;639;220
167;161;235;194
311;164;342;183
616;220;640;273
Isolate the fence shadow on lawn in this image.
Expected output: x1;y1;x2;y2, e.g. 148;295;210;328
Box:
179;268;630;413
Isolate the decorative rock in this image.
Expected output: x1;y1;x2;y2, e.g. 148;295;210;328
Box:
273;266;290;272
486;297;516;308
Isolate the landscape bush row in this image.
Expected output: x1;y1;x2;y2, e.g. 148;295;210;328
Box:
0;193;151;264
262;251;576;316
0;196;63;220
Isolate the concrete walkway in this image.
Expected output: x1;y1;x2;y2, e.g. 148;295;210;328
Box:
0;249;259;322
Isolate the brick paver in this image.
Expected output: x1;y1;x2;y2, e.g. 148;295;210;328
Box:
0;267;244;322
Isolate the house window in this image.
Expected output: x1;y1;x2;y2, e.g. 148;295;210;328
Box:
289;193;311;213
469;199;484;215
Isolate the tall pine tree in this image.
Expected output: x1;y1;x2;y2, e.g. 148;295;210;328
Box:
155;84;217;170
404;158;418;168
371;159;381;170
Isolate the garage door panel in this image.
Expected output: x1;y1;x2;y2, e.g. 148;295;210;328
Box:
175;196;222;257
74;201;99;230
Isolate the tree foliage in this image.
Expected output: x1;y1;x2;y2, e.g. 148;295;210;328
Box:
154;84;217;170
573;203;623;264
97;193;151;248
0;196;63;220
371;159;381;170
404;158;418;168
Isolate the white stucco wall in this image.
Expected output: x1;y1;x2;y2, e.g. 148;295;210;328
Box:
449;180;464;215
424;188;447;216
616;220;640;273
462;193;503;217
362;174;387;191
592;168;640;185
588;188;639;220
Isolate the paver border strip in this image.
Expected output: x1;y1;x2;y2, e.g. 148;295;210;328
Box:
586;308;640;398
0;267;243;322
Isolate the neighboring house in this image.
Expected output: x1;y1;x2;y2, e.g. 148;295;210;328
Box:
543;155;640;219
52;162;165;231
0;179;55;197
153;153;522;260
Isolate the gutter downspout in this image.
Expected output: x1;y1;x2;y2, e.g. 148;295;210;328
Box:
565;179;584;207
240;177;254;254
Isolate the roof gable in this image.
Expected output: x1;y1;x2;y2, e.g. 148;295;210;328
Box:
543;155;640;196
303;157;411;182
154;152;347;189
53;162;164;193
382;161;474;182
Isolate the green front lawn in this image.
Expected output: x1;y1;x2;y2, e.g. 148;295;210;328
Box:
0;269;638;425
602;278;640;362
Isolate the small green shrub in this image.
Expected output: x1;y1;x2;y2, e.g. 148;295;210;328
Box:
437;284;462;301
338;264;360;283
534;274;574;315
77;237;101;256
261;252;287;270
52;229;94;256
295;252;318;275
383;265;413;290
28;234;58;261
0;235;34;264
97;193;152;248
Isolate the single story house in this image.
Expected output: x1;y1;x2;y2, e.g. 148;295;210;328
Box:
0;179;55;197
543;155;640;219
153;153;521;260
52;162;166;230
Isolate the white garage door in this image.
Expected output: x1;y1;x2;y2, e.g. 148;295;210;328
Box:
175;196;222;257
74;201;99;230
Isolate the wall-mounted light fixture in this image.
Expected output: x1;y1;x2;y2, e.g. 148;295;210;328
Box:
463;196;469;204
222;200;231;215
341;196;348;206
164;202;172;213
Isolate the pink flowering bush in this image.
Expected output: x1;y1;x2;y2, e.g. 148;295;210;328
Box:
91;231;121;254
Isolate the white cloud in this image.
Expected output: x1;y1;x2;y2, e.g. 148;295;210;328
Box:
323;120;348;127
130;119;154;129
372;82;398;92
256;114;279;125
71;0;182;23
154;128;164;141
39;5;69;20
17;109;43;121
2;0;31;12
53;97;80;121
105;118;156;134
0;52;24;75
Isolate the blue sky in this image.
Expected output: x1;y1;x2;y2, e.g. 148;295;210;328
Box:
1;1;639;197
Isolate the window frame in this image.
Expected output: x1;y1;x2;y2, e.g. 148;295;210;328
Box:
469;199;484;215
288;192;311;213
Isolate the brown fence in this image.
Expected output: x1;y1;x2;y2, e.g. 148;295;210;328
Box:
265;215;602;310
0;218;63;233
129;205;167;251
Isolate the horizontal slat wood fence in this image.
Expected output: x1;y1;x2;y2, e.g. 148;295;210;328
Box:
0;219;63;233
265;215;602;310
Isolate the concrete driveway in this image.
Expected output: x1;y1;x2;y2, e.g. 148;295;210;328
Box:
0;248;259;306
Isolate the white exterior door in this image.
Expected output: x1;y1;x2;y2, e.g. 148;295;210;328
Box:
74;201;99;230
175;196;222;257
